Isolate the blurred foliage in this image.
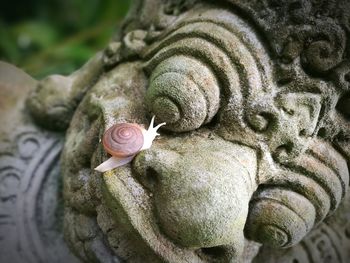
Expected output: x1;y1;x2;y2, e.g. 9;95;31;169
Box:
0;0;131;79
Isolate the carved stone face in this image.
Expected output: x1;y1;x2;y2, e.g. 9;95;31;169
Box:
27;1;350;262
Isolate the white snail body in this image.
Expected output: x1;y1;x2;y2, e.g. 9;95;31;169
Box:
94;116;165;172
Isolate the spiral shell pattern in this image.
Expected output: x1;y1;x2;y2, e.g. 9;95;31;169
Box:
245;139;349;247
146;56;220;132
102;123;144;158
143;7;273;132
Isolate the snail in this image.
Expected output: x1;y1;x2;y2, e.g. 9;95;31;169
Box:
94;116;165;172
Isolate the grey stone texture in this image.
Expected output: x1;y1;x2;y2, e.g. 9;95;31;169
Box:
1;0;350;262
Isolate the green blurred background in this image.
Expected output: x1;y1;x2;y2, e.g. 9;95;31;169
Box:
0;0;131;79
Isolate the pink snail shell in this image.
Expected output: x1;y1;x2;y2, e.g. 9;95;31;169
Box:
94;116;166;172
103;123;144;158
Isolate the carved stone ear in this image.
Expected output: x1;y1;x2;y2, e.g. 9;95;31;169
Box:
27;53;103;131
27;74;74;131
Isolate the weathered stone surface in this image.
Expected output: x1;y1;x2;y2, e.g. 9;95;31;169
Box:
1;0;350;262
0;62;79;263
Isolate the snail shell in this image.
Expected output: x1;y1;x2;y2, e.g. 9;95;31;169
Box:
95;117;165;172
102;123;144;158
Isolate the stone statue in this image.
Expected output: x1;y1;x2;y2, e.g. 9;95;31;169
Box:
1;0;350;262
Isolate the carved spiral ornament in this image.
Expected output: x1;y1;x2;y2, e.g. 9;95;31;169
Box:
245;139;349;248
145;56;220;132
298;21;346;73
143;8;273;132
102;123;144;157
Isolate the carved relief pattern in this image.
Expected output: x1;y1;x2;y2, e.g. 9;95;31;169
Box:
0;128;77;263
228;0;350;161
133;3;349;250
254;191;350;263
246;139;349;249
216;0;348;78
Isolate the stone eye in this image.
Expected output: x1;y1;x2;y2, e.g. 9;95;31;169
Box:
145;55;220;132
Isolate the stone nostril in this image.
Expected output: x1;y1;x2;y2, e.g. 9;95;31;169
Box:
299;129;307;137
197;245;240;262
273;144;292;162
199;246;227;258
144;167;159;190
132;151;161;191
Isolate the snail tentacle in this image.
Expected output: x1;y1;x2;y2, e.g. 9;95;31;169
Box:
141;116;166;150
